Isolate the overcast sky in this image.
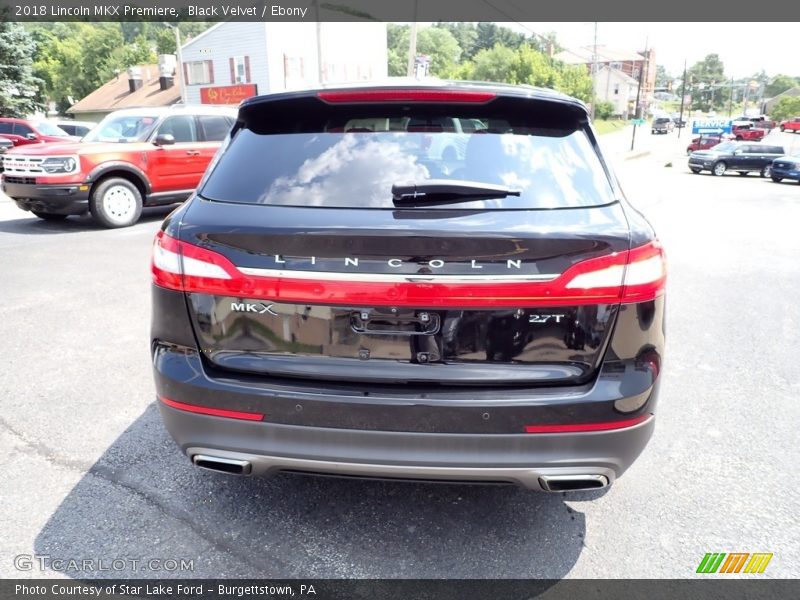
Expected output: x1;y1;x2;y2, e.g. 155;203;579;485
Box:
510;22;798;80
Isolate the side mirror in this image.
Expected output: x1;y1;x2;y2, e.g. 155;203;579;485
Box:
26;133;37;140
154;133;175;146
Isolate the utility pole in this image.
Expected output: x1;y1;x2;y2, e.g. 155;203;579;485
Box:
314;0;323;84
677;59;687;139
630;37;648;151
164;23;186;105
590;22;598;120
406;0;419;78
728;76;734;118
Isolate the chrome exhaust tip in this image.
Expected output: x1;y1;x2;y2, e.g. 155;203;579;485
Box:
192;454;252;476
539;474;609;492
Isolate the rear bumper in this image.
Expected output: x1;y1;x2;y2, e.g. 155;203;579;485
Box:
159;402;654;490
153;341;659;488
2;179;90;215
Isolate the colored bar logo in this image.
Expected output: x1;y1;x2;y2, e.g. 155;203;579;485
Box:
697;552;773;574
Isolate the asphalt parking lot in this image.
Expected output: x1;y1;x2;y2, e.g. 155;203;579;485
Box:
1;129;798;579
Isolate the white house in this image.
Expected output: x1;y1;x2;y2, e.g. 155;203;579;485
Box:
179;22;388;105
593;66;639;118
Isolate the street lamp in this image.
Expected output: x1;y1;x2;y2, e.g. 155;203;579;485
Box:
163;23;187;105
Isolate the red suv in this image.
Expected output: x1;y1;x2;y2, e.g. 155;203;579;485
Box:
730;122;765;141
686;134;732;154
779;117;800;133
1;106;236;227
0;118;77;146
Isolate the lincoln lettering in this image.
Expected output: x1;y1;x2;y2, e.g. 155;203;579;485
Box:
272;255;523;269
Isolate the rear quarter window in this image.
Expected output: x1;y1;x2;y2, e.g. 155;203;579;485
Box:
200;104;616;210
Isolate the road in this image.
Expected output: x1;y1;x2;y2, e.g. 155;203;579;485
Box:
0;131;798;580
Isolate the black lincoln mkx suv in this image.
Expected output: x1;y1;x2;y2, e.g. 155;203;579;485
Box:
150;82;666;493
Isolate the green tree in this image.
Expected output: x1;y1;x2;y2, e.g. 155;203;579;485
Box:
557;64;593;102
765;74;799;98
655;65;671;88
771;96;800;122
474;22;528;55
0;22;44;117
688;54;726;111
416;27;461;77
434;22;478;60
387;23;409;76
470;44;518;83
594;100;615;120
513;44;558;88
155;27;177;55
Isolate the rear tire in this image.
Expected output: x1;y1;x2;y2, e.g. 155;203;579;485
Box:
771;176;782;182
780;125;785;132
738;171;748;176
89;177;143;228
760;165;772;178
712;162;727;176
31;211;68;221
690;167;701;174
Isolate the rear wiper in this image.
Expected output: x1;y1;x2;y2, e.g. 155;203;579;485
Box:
392;180;521;206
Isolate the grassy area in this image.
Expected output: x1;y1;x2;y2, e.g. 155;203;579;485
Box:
593;120;628;135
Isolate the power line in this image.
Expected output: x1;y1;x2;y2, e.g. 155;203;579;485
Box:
480;0;547;42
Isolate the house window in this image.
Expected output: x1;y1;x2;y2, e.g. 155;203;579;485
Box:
614;84;620;95
232;56;249;84
185;60;214;85
610;62;622;70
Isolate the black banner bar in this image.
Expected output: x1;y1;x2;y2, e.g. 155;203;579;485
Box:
2;579;799;600
0;0;798;22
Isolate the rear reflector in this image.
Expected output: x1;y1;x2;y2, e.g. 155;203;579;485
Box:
317;89;497;104
152;232;666;308
524;413;652;433
159;396;264;421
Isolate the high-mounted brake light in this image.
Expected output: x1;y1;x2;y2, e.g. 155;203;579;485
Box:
151;232;666;307
317;89;497;104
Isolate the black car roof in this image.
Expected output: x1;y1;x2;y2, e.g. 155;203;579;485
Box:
239;80;588;114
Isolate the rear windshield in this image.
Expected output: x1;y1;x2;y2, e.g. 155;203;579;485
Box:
200;103;616;210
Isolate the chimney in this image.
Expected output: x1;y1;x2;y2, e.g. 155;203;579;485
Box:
127;67;143;93
158;54;177;91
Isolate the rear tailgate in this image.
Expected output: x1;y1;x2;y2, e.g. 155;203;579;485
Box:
172;201;631;385
153;87;663;387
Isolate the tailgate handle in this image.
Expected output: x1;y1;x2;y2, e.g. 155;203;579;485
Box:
351;311;440;336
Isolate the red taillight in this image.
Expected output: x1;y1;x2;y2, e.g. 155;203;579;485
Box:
151;232;666;308
317;89;497;104
159;396;264;421
524;413;652;433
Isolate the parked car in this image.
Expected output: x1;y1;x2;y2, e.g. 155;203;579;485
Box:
730;122;765;142
0;118;76;147
1;106;235;226
779;117;800;133
670;114;686;128
688;141;785;177
770;155;800;183
686;134;731;154
733;115;775;130
53;119;96;137
651;117;674;134
151;82;666;493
